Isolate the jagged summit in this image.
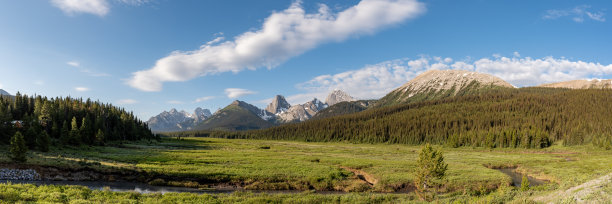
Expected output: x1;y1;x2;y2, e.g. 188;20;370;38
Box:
147;107;212;132
277;98;327;122
325;90;354;106
265;95;291;114
377;69;514;107
539;79;612;89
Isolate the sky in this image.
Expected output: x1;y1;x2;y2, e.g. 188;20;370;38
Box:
1;0;611;120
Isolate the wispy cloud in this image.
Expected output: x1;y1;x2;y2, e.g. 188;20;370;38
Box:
67;61;80;67
66;61;110;77
51;0;110;17
543;5;606;22
74;87;90;92
34;81;45;86
292;53;612;102
51;0;150;17
117;99;138;105
128;0;426;92
167;100;183;104
225;88;256;99
194;96;215;103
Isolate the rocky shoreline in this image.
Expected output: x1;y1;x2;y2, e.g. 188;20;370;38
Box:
0;168;41;180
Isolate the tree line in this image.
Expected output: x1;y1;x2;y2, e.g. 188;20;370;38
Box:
167;88;612;149
0;92;155;153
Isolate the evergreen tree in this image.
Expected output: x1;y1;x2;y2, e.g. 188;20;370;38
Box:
51;121;60;139
24;125;38;148
69;117;80;145
95;129;105;145
80;116;93;145
10;131;27;162
60;120;70;144
414;143;447;201
37;131;50;152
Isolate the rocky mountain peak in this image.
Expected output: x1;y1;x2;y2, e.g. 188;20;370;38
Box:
538;79;612;89
377;69;514;107
265;95;291;114
397;70;514;95
325;90;354;106
0;89;10;96
147;107;212;132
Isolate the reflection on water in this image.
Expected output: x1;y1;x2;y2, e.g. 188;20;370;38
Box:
496;168;546;187
1;180;207;194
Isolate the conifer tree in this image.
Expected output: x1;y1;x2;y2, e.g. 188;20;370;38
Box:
69;116;80;145
414;143;447;201
10;131;27;162
37;131;50;152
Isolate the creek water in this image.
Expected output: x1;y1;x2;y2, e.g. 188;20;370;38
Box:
0;180;347;195
1;180;214;194
496;168;546;187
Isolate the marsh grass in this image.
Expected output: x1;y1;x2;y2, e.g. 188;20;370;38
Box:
1;137;611;202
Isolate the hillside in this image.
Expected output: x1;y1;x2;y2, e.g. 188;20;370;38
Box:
376;69;514;107
311;100;375;120
220;88;612;149
195;100;273;131
538;79;612;89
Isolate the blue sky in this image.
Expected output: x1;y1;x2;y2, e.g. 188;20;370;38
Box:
1;0;611;120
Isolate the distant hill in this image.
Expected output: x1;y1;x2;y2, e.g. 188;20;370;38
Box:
538;79;612;89
195;100;273;131
375;70;514;107
311;100;375;120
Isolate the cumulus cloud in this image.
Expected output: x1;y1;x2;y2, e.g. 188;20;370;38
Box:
117;99;138;105
128;0;426;92
225;88;256;99
194;96;215;103
543;5;606;22
74;87;90;92
293;54;612;101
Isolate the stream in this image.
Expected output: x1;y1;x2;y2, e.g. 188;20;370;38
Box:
496;168;546;187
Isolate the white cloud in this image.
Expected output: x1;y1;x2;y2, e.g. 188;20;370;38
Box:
74;87;90;92
51;0;110;17
67;61;80;67
128;0;426;92
34;81;45;86
194;96;215;103
167;100;183;104
117;99;138;105
51;0;150;17
225;88;256;99
543;5;606;22
293;53;612;101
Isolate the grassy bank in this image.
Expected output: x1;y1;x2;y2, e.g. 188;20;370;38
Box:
1;137;611;202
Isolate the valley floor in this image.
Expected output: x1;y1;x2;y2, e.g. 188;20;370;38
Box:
1;137;611;203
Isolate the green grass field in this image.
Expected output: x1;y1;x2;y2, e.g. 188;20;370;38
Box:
1;137;611;203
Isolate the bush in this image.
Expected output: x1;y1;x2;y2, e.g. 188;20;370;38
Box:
520;175;530;191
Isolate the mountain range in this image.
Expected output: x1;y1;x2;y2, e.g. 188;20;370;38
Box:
0;89;11;96
147;69;612;133
146;108;211;132
146;89;355;132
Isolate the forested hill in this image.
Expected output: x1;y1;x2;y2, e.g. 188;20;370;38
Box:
213;88;612;149
0;92;154;149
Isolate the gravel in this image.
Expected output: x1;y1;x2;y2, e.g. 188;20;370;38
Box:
0;168;41;180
